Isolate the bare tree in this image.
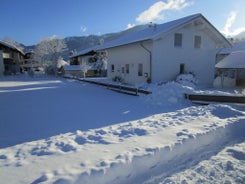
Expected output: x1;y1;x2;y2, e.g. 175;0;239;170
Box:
34;36;67;74
80;62;90;78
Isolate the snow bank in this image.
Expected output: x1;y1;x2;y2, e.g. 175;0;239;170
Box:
0;103;244;184
142;81;194;110
156;141;245;184
144;116;245;184
176;73;198;86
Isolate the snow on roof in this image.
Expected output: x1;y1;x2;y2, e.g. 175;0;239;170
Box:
0;40;16;50
215;51;245;69
0;40;24;55
97;14;203;50
96;13;231;51
74;14;230;56
71;45;98;58
218;40;245;54
73;14;203;56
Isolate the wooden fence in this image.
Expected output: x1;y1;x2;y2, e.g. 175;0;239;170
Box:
184;93;245;104
64;76;151;96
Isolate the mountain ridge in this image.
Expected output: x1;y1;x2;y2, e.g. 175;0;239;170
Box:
7;26;245;61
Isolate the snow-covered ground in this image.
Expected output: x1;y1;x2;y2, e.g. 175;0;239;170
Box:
0;74;244;184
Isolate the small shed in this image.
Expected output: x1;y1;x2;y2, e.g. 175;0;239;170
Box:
214;51;245;87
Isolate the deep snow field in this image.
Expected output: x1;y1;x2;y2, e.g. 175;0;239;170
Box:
0;74;244;184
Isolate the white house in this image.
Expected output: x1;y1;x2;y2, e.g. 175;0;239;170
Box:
94;14;231;86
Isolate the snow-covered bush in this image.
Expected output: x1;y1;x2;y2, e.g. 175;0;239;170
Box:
176;73;198;87
57;57;69;69
143;81;194;109
113;76;123;82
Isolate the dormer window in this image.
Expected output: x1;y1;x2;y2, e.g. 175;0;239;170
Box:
174;33;182;47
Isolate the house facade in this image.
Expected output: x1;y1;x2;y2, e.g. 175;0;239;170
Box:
22;51;42;71
96;14;231;86
151;21;219;85
105;41;151;84
0;40;24;75
70;47;107;77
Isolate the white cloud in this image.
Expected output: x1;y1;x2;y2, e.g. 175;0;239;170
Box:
222;11;245;36
136;0;192;23
223;11;237;35
80;26;87;33
126;23;135;29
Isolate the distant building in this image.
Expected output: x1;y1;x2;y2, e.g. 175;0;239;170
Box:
0;40;24;75
22;50;42;71
69;47;107;77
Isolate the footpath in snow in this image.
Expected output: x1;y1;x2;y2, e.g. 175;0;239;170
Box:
0;74;244;184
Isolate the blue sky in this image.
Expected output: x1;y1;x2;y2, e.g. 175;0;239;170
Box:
1;0;245;45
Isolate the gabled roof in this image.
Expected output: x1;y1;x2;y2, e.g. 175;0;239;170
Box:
96;13;231;50
0;40;16;50
71;45;98;58
215;51;245;69
73;14;231;56
0;40;24;55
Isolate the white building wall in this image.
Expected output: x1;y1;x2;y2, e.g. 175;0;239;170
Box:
78;56;89;65
151;24;217;86
107;42;152;84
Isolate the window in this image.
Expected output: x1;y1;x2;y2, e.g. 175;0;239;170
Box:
126;64;129;74
111;64;114;72
174;33;182;47
194;35;201;48
138;63;143;76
